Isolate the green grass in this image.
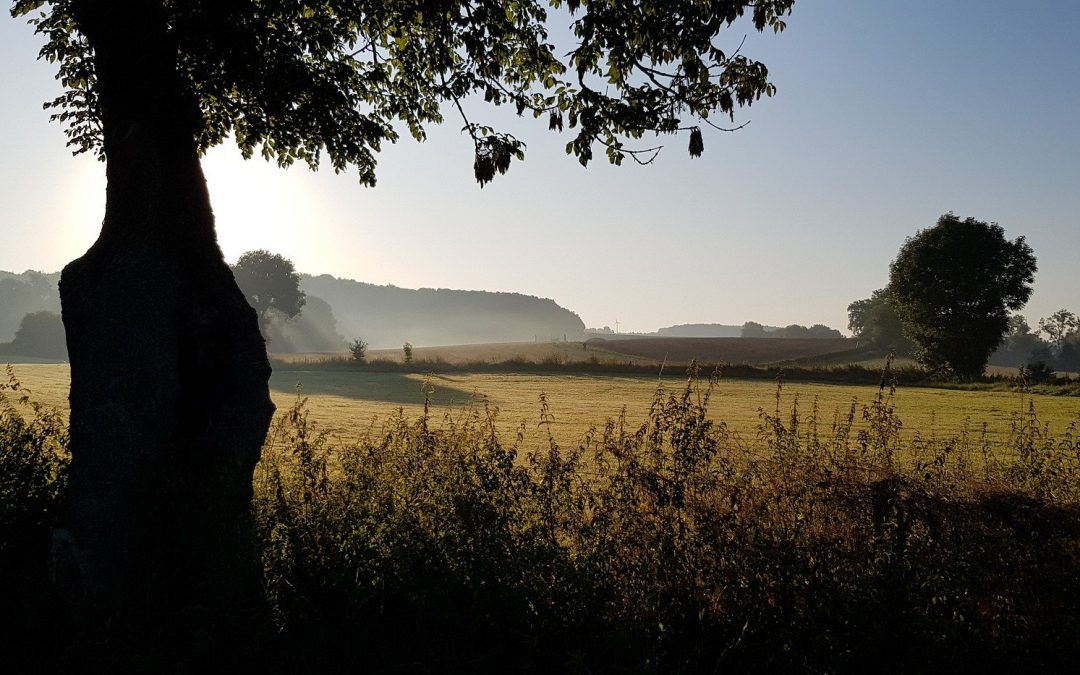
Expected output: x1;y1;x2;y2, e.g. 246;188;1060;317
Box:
10;362;1080;454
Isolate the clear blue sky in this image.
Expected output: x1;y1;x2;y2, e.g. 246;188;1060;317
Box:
2;1;1078;333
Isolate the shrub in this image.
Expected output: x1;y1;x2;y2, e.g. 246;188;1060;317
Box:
349;337;368;363
0;367;69;577
1023;360;1057;384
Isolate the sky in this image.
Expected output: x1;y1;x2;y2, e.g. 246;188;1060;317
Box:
1;1;1078;334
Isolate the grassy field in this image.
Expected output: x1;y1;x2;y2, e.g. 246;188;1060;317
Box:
9;362;1079;454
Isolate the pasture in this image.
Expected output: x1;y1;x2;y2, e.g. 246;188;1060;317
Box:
9;362;1079;455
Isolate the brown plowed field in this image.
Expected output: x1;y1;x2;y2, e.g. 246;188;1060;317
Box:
586;336;857;365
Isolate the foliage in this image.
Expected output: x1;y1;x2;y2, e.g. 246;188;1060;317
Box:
251;367;1080;671
888;213;1037;380
772;322;842;339
0;311;67;359
0;366;68;592
231;250;306;332
1038;309;1079;350
992;313;1050;369
349;337;368;363
402;341;413;363
847;287;912;354
1022;361;1057;385
0;271;61;342
14;0;794;186
741;320;766;337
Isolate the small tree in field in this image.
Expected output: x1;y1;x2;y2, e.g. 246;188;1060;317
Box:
402;342;414;364
350;338;368;363
231;250;306;336
888;213;1037;380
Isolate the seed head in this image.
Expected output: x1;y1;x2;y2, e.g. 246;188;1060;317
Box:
688;128;704;158
494;148;511;175
474;152;495;187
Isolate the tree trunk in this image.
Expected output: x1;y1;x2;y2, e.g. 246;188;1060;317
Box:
51;1;275;657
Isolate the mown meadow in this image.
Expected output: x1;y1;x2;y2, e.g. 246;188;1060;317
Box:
3;360;1080;671
10;362;1080;454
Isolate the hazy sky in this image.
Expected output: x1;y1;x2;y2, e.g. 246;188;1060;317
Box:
2;1;1078;334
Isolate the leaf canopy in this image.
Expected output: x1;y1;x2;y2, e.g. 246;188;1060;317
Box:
12;0;794;185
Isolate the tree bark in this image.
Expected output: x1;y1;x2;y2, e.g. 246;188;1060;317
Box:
52;1;275;655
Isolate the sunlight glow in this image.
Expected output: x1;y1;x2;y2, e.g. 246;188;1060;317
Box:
202;146;322;265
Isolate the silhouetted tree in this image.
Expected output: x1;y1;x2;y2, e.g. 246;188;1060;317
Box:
11;0;795;639
1037;309;1078;351
806;324;843;339
1;311;67;359
1057;336;1080;373
888;213;1037;380
778;324;810;339
402;342;414;364
741;321;767;338
847;288;911;354
990;313;1049;368
231;250;306;336
0;272;60;341
350;338;368;363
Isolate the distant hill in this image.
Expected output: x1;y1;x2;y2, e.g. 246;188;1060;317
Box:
0;269;587;352
659;323;751;338
300;274;586;349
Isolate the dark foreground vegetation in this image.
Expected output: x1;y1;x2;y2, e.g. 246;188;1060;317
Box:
3;365;1080;672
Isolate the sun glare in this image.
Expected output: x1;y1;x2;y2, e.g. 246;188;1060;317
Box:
202;146;320;265
57;157;106;261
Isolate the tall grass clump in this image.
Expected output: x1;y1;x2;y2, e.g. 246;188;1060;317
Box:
254;363;1080;672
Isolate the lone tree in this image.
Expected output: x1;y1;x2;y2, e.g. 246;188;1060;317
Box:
888;213;1037;380
11;0;795;635
231;250;307;336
